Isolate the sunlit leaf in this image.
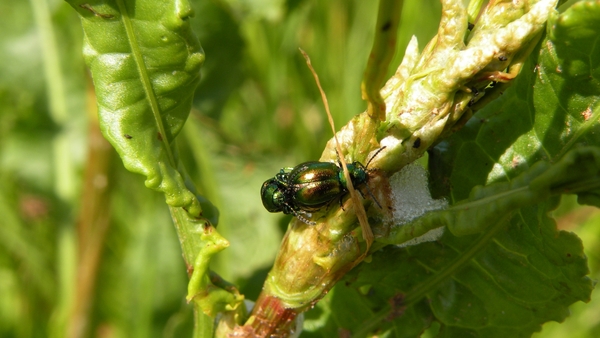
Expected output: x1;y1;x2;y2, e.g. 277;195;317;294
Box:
311;1;600;336
66;0;206;215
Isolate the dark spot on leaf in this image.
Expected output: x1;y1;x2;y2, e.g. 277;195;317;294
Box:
124;134;132;139
157;132;163;141
19;194;49;221
413;137;421;148
387;293;406;321
468;22;474;30
567;253;572;257
581;107;592;121
338;328;351;338
381;21;392;31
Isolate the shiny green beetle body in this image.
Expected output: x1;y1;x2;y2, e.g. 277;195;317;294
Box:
260;148;384;224
286;161;367;212
260;160;371;224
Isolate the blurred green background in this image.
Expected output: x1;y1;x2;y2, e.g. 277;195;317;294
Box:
0;0;597;337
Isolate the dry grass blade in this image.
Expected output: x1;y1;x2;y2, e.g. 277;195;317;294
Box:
299;48;374;252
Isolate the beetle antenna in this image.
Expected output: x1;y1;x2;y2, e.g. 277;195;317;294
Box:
366;146;386;169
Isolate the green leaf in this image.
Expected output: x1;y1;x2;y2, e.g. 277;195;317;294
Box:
66;0;206;216
65;0;244;333
368;145;594;243
328;146;598;337
430;0;600;202
317;1;600;336
304;282;433;337
362;0;403;121
341;202;592;337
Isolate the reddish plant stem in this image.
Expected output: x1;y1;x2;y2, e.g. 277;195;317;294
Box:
245;294;299;337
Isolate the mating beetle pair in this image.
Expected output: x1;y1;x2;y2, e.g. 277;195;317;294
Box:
260;148;383;224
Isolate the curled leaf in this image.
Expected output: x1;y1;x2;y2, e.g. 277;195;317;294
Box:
67;0;205;216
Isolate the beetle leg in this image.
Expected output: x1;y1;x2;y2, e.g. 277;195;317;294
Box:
365;184;382;209
283;201;316;225
338;196;346;211
294;210;316;225
356;187;366;199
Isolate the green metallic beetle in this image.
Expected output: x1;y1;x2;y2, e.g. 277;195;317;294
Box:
260;148;384;224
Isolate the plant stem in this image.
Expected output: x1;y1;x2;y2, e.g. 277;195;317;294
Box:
68;83;114;338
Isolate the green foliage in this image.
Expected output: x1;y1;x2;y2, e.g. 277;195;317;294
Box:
0;0;598;337
68;0;207;216
303;1;600;337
